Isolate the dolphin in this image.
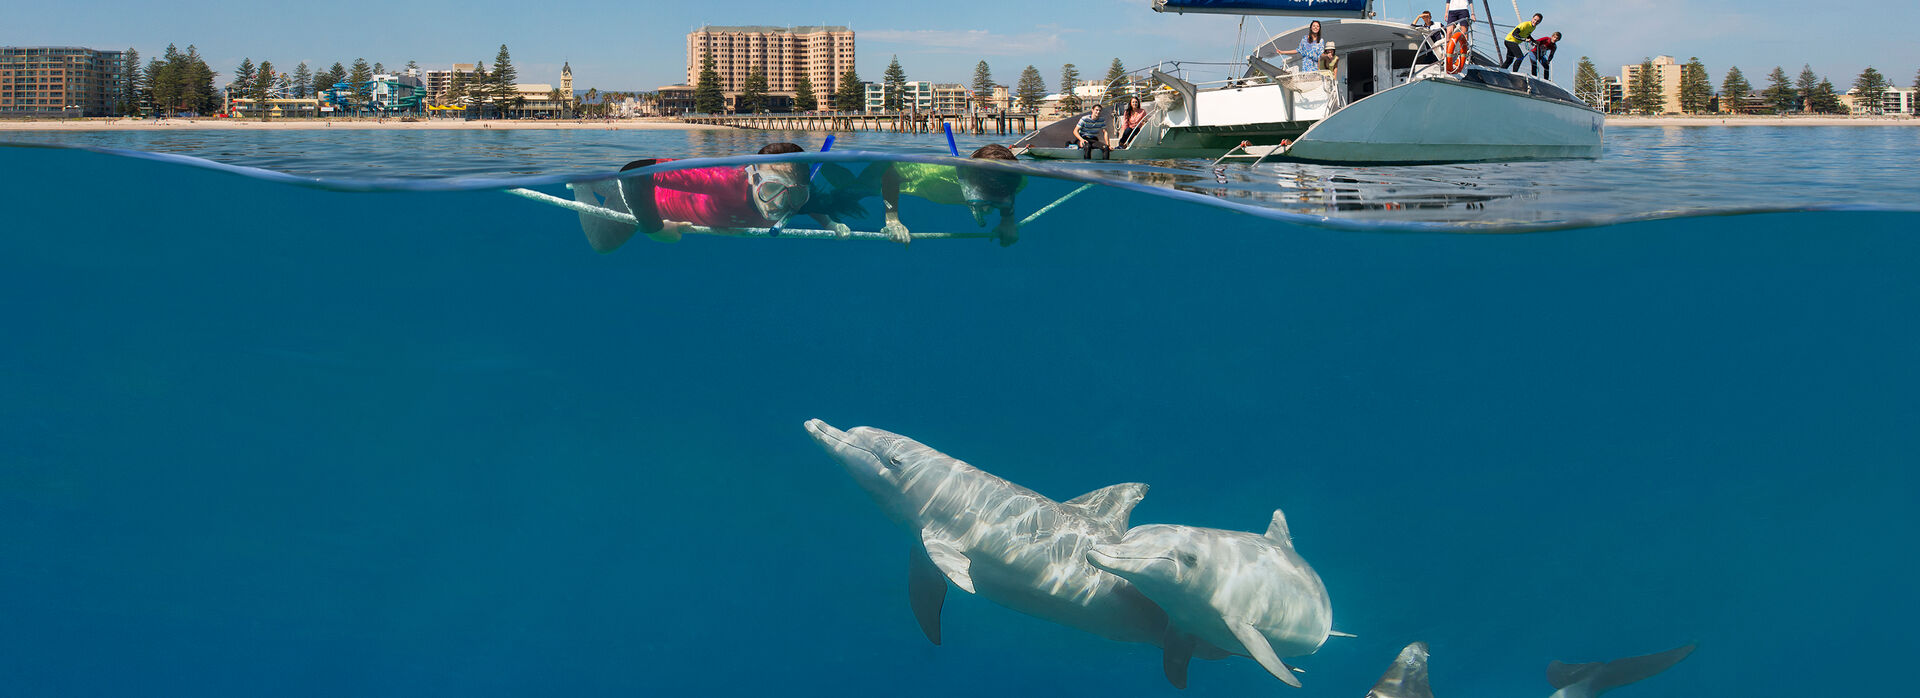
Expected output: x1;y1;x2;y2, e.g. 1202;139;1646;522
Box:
1087;511;1333;688
1363;641;1696;698
803;419;1171;648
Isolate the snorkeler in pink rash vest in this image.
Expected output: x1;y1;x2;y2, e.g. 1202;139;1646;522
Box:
615;142;849;242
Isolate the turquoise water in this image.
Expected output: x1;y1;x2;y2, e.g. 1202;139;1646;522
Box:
2;134;1917;697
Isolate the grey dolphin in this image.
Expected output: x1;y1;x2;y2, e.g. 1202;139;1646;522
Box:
803;419;1172;648
1087;511;1334;688
1363;641;1696;698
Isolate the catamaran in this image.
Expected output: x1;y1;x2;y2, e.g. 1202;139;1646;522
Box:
1013;0;1602;164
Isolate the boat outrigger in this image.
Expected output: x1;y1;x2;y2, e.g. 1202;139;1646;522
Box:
1013;0;1602;164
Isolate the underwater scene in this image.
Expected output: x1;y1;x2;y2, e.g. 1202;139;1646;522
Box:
2;129;1917;697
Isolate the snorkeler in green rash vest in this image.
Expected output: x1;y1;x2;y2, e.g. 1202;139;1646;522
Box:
880;144;1028;247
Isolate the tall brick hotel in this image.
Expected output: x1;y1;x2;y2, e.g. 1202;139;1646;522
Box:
1;47;127;117
679;26;855;112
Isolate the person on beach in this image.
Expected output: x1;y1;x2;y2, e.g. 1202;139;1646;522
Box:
1075;103;1112;160
1275;20;1327;73
878;144;1028;247
1118;96;1148;149
576;142;857;252
1503;13;1542;72
1527;31;1560;79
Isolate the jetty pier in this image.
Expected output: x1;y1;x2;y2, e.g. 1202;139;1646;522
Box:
681;111;1040;135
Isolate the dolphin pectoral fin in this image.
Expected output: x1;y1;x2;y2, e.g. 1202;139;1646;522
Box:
1230;621;1302;688
1064;483;1150;532
1162;627;1197;689
1330;630;1359;638
907;549;948;645
920;529;975;594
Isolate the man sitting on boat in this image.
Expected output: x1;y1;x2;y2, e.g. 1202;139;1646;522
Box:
1075;104;1113;160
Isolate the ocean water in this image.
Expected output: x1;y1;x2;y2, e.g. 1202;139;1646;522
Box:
1;133;1917;697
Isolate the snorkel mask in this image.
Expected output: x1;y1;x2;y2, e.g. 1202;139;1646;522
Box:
958;172;1017;227
746;164;810;222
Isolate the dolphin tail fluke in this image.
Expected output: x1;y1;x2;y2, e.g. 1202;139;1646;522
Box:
1364;642;1433;698
569;181;639;253
1547;644;1697;697
907;549;948;645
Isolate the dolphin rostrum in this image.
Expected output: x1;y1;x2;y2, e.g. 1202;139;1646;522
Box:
1087;511;1334;688
803;419;1171;648
1363;641;1696;698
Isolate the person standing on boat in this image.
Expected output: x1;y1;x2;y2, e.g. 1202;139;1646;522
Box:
1118;96;1148;148
1527;32;1560;79
1075;104;1113;160
1502;13;1543;72
1444;0;1473;29
1275;20;1327;73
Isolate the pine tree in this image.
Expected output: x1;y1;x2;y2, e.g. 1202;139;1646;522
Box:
882;55;908;111
348;58;374;112
446;69;467;108
1015;65;1046;111
1852;67;1888;115
490;45;520;117
1795;65;1818;113
120;47;143;115
694;56;724;113
971;61;993;108
1058;63;1082;113
1810;78;1844;114
252;60;276;118
319;62;345;99
373;62;385;75
146;48;175;116
405;60;418;74
1626;57;1660;114
740;65;769;113
1573;56;1601;109
290;62;311;99
834;68;865;112
1679;57;1711;113
1762;66;1795;113
793;73;817;112
1102;57;1126;106
1720;66;1751;103
233;58;257;104
183;45;217;115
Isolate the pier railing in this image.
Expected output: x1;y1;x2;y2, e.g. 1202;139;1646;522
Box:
681;111;1040;136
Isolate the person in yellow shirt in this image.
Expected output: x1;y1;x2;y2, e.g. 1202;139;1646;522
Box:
1502;13;1543;71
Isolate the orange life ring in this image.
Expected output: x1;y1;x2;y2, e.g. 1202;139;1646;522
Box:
1443;28;1470;73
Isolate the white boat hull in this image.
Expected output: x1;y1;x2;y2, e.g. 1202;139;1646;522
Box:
1284;75;1603;164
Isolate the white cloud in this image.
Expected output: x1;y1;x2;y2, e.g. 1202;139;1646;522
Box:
863;29;1069;55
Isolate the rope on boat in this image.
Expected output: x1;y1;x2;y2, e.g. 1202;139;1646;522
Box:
505;187;995;241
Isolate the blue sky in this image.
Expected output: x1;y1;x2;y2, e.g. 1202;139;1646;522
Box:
16;0;1920;91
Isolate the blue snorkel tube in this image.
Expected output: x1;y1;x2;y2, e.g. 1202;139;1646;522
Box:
944;122;960;157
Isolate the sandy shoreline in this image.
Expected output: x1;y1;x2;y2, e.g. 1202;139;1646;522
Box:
1606;115;1919;126
0;118;730;132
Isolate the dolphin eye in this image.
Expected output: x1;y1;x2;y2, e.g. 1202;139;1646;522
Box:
1180;553;1198;566
888;455;903;466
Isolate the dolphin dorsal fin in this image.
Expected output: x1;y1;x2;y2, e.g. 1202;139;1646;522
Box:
1264;509;1293;547
1551;644;1697;695
1064;483;1149;532
1366;642;1434;698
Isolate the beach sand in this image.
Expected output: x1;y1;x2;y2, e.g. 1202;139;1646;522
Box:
1606;115;1919;126
0;118;731;132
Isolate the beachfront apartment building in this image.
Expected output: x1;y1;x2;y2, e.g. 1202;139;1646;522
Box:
864;80;936;112
863;82;993;113
423;63;487;105
687;25;854;112
1839;86;1916;116
1620;55;1683;114
0;46;126;117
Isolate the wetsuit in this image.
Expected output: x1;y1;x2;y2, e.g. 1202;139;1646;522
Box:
619;158;782;229
1528;36;1557;79
890;162;1028;205
1503;20;1537;71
